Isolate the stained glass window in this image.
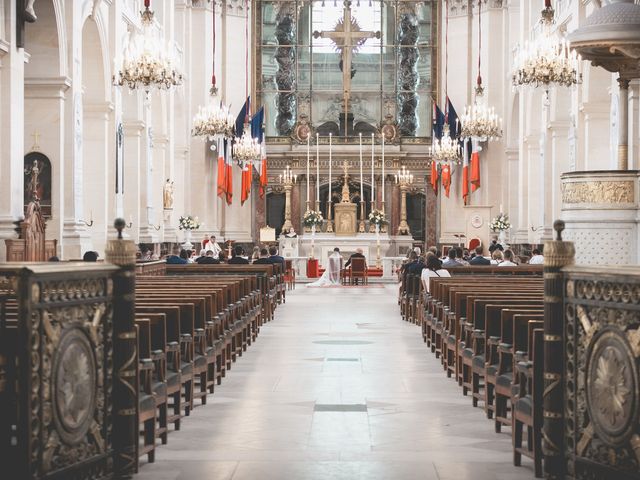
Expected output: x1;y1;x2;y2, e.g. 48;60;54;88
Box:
256;0;436;138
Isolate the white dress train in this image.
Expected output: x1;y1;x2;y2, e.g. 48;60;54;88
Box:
307;252;343;287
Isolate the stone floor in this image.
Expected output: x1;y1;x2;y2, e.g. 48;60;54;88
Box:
136;284;535;480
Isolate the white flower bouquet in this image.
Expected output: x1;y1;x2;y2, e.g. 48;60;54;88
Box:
489;213;511;232
368;209;388;226
303;210;324;227
178;215;201;231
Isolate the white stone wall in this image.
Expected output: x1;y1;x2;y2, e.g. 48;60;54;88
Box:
439;0;639;247
0;0;254;260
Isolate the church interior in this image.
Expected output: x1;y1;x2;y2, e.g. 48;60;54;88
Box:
2;0;640;479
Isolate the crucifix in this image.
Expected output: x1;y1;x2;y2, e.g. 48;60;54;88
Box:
30;130;41;151
313;0;380;136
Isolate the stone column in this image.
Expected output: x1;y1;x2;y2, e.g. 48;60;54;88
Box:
425;181;437;247
618;77;630;170
0;2;24;261
390;182;400;236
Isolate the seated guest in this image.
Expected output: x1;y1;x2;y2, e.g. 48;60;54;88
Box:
166;246;188;264
421;254;451;293
83;251;98;262
345;248;366;268
456;247;470;266
196;250;220;264
179;249;190;263
469;245;491;265
490;250;504;265
218;250;228;263
407;254;426;277
462;248;471;262
251;246;261;262
185;249;195;264
529;248;544;265
253;248;271;264
442;248;463;268
267;246;285;268
488;239;504;253
399;251;418;277
228;245;249;264
499;249;518;267
48;256;60;262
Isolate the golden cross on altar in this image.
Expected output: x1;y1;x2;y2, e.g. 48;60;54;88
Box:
342;159;350;175
30;130;41;151
313;1;380;127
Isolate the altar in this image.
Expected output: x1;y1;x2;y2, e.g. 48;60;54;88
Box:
298;232;392;268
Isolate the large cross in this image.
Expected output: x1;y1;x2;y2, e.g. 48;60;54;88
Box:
313;1;380;133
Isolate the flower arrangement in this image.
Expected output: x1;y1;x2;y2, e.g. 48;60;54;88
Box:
303;210;324;227
368;209;388;226
178;215;200;231
490;213;511;232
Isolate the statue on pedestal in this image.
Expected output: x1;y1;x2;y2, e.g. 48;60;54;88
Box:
163;179;174;210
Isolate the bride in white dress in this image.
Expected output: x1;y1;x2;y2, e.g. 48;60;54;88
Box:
307;248;343;287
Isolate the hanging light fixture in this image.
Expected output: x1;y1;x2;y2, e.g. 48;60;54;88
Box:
192;1;234;143
113;0;183;93
233;0;261;163
512;0;581;98
461;0;502;141
430;0;460;165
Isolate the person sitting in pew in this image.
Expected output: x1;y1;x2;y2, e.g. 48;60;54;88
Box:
253;248;271;264
166;246;188;264
469;245;491;265
490;250;504;265
83;250;99;262
228;245;250;264
218;250;228;263
528;248;544;265
196;250;220;264
442;248;463;268
499;249;518;267
267;246;285;268
421;254;451;293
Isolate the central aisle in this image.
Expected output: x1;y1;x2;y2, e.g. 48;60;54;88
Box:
137;285;533;480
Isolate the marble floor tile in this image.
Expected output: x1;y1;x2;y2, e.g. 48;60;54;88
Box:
135;285;536;480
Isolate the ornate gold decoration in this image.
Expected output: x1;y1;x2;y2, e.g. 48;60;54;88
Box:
561;181;634;205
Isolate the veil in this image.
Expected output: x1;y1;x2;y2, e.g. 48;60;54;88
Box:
307;251;343;287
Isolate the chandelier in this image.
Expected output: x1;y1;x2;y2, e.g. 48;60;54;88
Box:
233;125;261;162
461;0;503;141
431;124;461;164
512;1;580;93
461;100;502;141
192;1;234;142
113;0;183;93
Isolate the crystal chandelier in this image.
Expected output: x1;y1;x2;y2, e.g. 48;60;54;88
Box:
512;1;580;93
461;0;503;141
192;0;234;142
113;0;183;93
233;126;261;162
431;124;461;164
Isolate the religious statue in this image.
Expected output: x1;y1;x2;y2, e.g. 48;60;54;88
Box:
27;160;40;201
163;179;174;210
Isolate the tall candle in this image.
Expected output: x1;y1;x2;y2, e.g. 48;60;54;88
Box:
371;133;375;204
316;133;320;204
306;135;310;203
381;134;385;202
359;133;364;201
329;133;332;200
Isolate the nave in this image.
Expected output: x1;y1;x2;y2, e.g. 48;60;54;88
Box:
135;285;532;480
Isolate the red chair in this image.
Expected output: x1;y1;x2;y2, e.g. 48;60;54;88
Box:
468;238;482;251
350;257;368;285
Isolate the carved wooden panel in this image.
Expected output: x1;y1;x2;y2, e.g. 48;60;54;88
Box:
564;274;640;479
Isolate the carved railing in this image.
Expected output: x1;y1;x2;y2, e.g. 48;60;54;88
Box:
135;260;167;276
544;222;640;479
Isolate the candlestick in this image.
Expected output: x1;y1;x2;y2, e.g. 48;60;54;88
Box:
381;133;385;204
306;135;310;203
359;133;363;200
316;133;319;204
329;133;332;197
371;133;375;205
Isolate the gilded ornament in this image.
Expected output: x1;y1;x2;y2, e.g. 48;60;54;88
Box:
561;181;634;205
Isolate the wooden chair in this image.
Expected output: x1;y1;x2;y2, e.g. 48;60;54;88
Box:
135;325;157;467
513;328;545;477
284;259;296;290
468;238;482;251
350;257;368;285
